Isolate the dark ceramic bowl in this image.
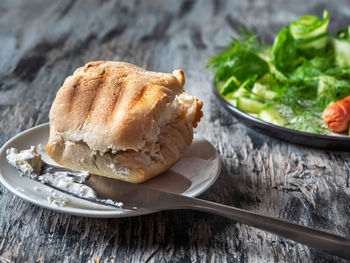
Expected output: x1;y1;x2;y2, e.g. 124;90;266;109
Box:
213;84;350;151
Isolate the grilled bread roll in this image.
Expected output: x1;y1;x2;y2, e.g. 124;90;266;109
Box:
46;61;203;183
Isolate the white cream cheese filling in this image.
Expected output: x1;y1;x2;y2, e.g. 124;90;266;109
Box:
6;147;94;199
6;146;42;178
6;147;124;208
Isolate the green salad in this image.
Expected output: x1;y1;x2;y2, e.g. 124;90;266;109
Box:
209;10;350;135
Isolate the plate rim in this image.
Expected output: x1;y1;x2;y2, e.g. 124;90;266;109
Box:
0;123;221;218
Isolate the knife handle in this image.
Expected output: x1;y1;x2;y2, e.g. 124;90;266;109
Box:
176;196;350;260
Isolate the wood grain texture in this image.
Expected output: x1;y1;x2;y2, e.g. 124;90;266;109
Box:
1;0;350;262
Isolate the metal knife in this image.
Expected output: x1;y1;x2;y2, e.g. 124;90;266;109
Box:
9;161;350;260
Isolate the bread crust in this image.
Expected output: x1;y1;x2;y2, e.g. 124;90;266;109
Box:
46;61;202;183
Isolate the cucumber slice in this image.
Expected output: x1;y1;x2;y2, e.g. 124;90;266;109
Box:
232;87;249;98
225;76;257;99
265;90;277;100
252;83;266;97
240;75;257;92
219;76;240;96
237;97;265;113
258;73;277;87
226;99;237;107
258;104;286;126
252;83;277;100
333;37;350;67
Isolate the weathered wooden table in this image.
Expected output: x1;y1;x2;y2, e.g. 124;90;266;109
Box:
1;0;350;262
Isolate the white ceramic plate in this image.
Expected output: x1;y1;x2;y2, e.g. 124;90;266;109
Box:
0;123;221;218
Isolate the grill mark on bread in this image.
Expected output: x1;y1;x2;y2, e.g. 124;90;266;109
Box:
85;77;106;122
66;76;105;131
68;76;83;112
128;84;147;110
110;77;128;120
67;76;104;113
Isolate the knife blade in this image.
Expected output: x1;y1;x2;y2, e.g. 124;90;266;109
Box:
18;161;186;212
